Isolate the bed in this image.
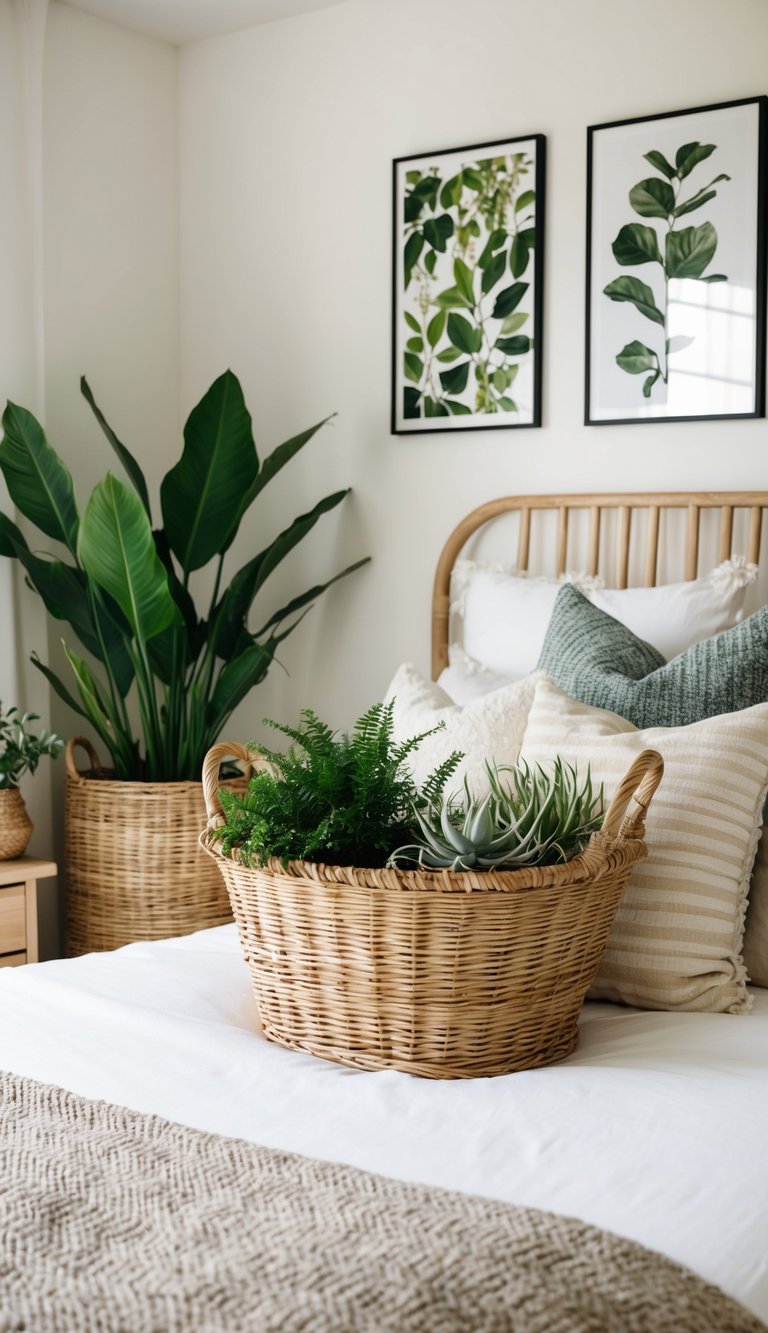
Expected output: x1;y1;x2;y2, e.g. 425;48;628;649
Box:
2;490;768;1331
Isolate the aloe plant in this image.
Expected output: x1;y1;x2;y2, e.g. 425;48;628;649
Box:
389;757;603;871
0;373;369;781
604;140;729;399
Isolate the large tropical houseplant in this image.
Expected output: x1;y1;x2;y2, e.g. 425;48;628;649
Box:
0;371;368;952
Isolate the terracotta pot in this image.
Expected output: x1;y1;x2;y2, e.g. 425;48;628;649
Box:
0;787;33;860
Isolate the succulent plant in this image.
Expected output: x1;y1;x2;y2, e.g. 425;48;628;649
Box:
389;757;604;872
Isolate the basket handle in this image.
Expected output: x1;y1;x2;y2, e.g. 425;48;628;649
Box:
202;741;261;829
600;748;664;843
65;736;103;781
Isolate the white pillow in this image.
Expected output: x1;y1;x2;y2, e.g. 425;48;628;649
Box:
520;677;768;1014
454;557;756;678
384;662;541;795
436;644;514;704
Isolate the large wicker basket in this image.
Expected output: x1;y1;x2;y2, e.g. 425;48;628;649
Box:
65;737;251;956
201;744;663;1079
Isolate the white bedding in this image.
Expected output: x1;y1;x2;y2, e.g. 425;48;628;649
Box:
1;924;767;1323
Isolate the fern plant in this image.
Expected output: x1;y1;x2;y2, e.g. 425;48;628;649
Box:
214;700;462;868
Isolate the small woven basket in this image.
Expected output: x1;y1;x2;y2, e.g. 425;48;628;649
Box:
0;788;33;861
65;737;251;956
201;745;663;1079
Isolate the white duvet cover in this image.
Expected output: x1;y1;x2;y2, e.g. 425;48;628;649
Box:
1;924;766;1323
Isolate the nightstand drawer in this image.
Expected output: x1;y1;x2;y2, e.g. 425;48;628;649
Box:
0;952;26;967
0;885;26;955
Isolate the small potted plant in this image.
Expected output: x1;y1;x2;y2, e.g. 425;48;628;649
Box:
0;703;63;859
202;703;663;1079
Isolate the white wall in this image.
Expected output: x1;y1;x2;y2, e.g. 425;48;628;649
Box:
178;0;768;743
35;3;178;952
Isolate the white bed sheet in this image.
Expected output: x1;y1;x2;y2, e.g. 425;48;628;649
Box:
1;924;767;1322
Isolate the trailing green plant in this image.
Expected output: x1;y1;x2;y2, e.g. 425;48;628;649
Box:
213;700;463;868
0;703;63;790
0;372;369;781
389;757;604;872
402;150;536;420
604;140;729;399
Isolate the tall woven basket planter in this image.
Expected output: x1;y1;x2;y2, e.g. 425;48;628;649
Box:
202;744;663;1079
65;738;250;956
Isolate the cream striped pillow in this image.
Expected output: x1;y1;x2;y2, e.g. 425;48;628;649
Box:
520;678;768;1014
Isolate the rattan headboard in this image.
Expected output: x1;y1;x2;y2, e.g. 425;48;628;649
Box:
432;491;768;678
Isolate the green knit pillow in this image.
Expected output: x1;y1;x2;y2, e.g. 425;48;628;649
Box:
538;583;768;728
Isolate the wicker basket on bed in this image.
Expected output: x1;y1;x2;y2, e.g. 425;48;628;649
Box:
201;744;663;1079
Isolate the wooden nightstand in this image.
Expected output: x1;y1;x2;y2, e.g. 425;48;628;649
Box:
0;859;56;967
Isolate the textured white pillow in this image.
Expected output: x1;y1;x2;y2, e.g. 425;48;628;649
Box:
454;557;756;678
520;677;768;1014
437;644;514;704
744;830;768;988
385;662;541;795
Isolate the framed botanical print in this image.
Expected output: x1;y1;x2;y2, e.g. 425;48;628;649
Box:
586;97;767;425
392;134;545;434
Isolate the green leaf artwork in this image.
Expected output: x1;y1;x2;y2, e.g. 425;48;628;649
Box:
397;139;541;426
604;141;730;400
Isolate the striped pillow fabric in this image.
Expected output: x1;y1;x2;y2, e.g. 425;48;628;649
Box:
520;677;768;1013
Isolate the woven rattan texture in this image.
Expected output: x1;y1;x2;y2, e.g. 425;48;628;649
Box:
65;739;246;956
202;744;663;1079
0;788;33;861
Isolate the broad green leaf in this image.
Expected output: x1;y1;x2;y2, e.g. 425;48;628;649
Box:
509;234;529;278
79;474;179;642
492;282;528;319
411;175;440;204
642;371;661;398
80;377;152;519
515;189;535;214
160;370;258;574
426;310;446;348
238;414;333;510
210;489;352;658
675;142;715;179
493;368;510;393
665;222;717;279
446;314;482;355
615;340;659;374
673;175;729;219
423;214;454;252
501;312;528;335
434;286;470;310
424;250;437;275
603;276;665;325
406;336;424;354
439;361;470;395
518;227;536;249
0;402;79;553
404;232;423;287
445;400;472;415
404;194;423;224
701;273;727;283
254;557;371;639
611;223;662;266
440;174;462;209
462;167;483;191
477;229;506;269
643;149;676;180
436;347;463;363
494;335;530;355
404;311;420;333
207;641;277;734
404;352;423;382
497;396;518;412
405;170;420;185
629;177;675;219
403;387;421;418
424;397;449;417
31;653;90;722
481;250;506;294
454;258;475;304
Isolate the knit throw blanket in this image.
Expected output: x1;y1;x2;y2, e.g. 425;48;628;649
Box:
0;1071;764;1333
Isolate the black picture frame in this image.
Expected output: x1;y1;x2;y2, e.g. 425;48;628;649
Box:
392;134;545;435
585;96;767;426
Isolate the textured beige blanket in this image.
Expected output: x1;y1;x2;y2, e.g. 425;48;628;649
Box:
0;1070;764;1333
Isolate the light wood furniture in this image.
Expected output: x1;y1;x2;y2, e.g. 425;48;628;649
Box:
0;859;56;967
432;490;768;677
